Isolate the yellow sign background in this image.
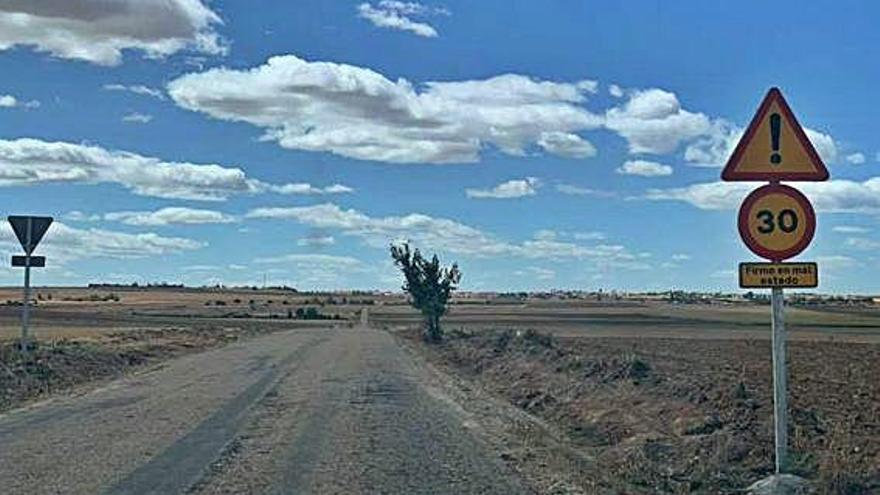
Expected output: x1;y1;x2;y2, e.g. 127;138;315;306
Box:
739;262;818;288
744;192;810;252
732;100;823;176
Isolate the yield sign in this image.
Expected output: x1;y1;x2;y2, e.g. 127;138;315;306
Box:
722;87;829;182
8;216;53;255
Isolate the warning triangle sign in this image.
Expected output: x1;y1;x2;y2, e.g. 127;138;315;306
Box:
8;216;53;255
722;88;829;181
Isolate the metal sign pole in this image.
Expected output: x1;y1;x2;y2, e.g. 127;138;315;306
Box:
770;286;788;473
21;256;32;352
20;217;33;352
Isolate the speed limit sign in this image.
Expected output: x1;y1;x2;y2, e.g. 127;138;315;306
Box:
737;183;815;261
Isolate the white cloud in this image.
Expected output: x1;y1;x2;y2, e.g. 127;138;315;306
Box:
103;84;165;100
555;183;616;198
167;55;602;164
122;112;153;124
537;131;597;158
246;203;643;267
804;129;838;165
266;183;354;195
845;152;866;165
616;159;672;177
0;138;353;201
573;231;606;241
0;221;203;263
104;207;236;226
357;1;446;38
466;177;540;199
832;226;870;234
671;253;691;261
0;0;225;66
645;178;880;213
297;235;336;247
0;94;39;109
608;84;624;98
682;119;742;167
605;88;711;154
64;210;101;222
533;229;557;241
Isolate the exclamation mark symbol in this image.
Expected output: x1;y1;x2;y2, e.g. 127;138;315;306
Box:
770;113;782;164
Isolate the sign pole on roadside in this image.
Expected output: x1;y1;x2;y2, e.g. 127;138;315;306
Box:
21;229;32;352
770;286;787;473
8;215;53;353
722;88;829;475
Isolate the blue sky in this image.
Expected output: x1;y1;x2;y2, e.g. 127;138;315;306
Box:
0;0;878;293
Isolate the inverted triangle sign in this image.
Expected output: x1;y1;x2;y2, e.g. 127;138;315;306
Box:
8;216;53;255
722;87;829;181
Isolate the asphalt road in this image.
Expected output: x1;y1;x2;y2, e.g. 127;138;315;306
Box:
0;327;528;494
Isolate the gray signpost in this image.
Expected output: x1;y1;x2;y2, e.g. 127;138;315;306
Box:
8;215;53;352
770;287;788;472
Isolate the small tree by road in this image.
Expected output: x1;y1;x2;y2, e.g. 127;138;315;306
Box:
390;242;461;342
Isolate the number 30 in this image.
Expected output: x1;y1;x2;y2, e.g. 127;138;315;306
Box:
756;209;798;234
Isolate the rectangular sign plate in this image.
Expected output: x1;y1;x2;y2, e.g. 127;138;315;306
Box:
739;262;818;288
12;255;45;268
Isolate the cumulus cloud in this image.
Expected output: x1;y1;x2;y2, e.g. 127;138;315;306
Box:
0;221;203;263
605;88;711;154
246;203;643;266
122;112;153;124
0;0;226;66
103;84;165;100
645;178;880;213
608;84;624;98
0;138;353;201
167;55;602;164
357;1;447;38
466;177;540;199
104;207;236;226
616;160;672;177
537;131;597;158
845;152;866;165
0;94;39;109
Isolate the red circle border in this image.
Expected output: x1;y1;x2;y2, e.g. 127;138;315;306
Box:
737;184;816;262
